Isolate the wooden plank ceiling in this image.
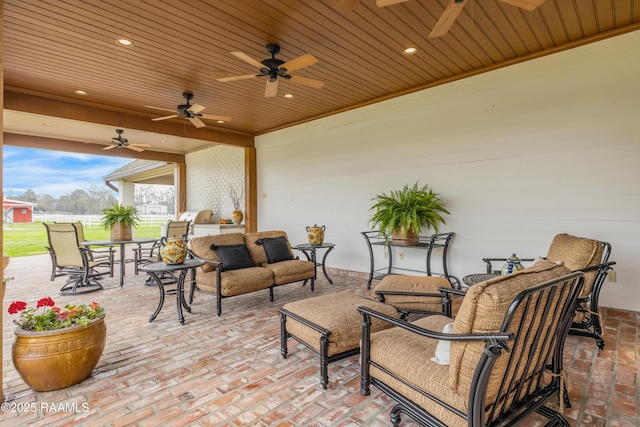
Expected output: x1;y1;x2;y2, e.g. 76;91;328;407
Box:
3;0;640;153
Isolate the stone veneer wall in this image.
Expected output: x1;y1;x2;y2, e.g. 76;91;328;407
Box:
185;145;244;221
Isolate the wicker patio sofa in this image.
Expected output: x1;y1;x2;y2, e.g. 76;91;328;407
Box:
189;231;315;315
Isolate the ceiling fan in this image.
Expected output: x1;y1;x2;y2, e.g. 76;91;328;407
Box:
146;92;231;128
374;0;546;38
103;129;150;152
215;44;325;97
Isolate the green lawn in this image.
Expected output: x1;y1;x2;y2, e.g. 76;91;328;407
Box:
2;221;162;258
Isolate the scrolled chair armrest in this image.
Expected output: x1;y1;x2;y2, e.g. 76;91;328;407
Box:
357;306;513;343
187;250;221;269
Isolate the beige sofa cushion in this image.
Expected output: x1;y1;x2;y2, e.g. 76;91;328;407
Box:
546;233;603;297
449;260;571;398
195;267;273;296
264;259;314;285
190;233;246;272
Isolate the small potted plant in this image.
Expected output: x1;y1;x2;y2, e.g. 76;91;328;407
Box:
8;297;106;391
100;203;140;241
369;181;449;245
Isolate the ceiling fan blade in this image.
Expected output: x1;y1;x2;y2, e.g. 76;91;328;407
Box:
216;74;259;82
498;0;546;11
265;80;278;98
188;103;206;114
201;113;232;122
376;0;410;6
125;144;145;152
131;143;151;147
282;54;318;73
151;114;179;121
212;70;232;79
102;145;117;150
429;0;467;39
289;75;325;90
231;51;265;69
145;106;175;113
188;117;206;128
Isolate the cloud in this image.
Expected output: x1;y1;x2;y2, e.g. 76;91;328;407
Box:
3;146;131;197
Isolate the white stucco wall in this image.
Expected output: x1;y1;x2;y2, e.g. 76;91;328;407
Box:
185;145;244;220
254;31;640;312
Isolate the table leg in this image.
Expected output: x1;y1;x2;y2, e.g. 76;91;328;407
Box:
320;246;334;285
176;270;190;324
148;272;165;322
118;244;125;287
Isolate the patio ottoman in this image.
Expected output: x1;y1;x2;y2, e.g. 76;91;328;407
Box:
279;290;399;389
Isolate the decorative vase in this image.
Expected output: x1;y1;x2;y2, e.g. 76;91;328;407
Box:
159;236;188;264
110;222;132;241
502;253;525;275
231;210;244;225
12;318;106;392
306;224;326;246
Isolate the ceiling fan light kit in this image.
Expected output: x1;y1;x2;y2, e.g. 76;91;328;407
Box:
147;92;231;128
217;44;324;97
104;129;151;152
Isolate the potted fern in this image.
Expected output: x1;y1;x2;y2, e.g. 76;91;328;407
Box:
369;182;449;245
100;203;140;241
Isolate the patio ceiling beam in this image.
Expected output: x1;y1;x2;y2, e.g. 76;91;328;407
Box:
4;90;255;148
4;132;185;163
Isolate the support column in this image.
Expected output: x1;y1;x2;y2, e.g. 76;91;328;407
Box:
244;147;257;233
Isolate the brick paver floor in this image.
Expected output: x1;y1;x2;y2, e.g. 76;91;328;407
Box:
2;253;638;426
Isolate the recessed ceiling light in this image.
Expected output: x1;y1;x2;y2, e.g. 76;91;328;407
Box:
333;0;359;11
403;47;418;55
216;120;225;124
117;38;133;46
74;90;87;95
43;123;52;126
284;94;294;99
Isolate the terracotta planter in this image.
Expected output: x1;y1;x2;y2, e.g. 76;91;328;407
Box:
12;318;106;392
110;222;132;241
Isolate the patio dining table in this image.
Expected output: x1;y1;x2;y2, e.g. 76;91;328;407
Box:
81;237;159;287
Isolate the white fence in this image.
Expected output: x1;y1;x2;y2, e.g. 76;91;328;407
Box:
33;213;173;226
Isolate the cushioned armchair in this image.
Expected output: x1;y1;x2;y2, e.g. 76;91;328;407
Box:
44;223;115;295
359;261;583;427
478;233;615;349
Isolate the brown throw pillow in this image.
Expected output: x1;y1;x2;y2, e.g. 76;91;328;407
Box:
255;236;293;264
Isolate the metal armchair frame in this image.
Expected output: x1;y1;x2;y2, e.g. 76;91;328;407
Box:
360;272;584;427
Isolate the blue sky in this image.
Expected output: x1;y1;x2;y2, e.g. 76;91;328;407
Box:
3;146;131;198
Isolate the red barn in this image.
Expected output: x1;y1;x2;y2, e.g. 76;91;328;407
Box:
3;198;37;223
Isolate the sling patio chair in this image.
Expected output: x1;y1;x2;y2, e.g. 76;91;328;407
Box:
44;222;115;295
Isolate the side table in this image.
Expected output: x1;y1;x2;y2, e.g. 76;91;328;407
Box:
293;243;335;285
140;259;204;324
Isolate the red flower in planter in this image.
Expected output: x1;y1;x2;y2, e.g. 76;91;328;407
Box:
36;297;55;309
8;301;27;315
